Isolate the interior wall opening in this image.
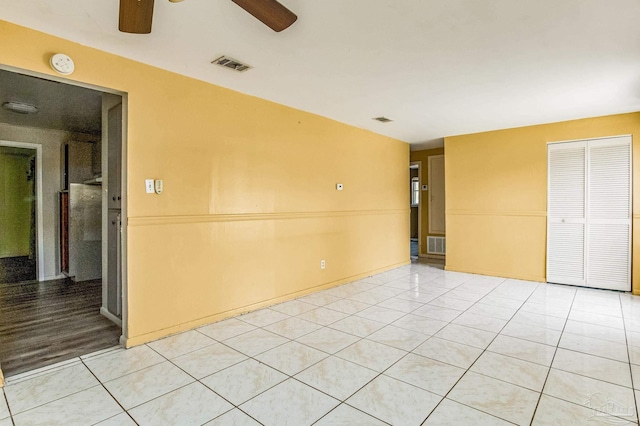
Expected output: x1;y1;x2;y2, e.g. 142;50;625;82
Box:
410;163;420;261
0;68;126;378
0;145;37;283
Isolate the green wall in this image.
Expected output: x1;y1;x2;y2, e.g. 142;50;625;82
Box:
0;146;35;258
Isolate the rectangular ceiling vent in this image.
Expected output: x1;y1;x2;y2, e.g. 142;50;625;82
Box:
212;56;252;72
373;116;393;123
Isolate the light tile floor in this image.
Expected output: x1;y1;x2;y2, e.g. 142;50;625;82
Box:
2;263;640;425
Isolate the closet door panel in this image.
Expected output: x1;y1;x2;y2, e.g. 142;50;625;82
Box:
588;223;630;290
547;143;586;286
548;222;585;285
589;142;631;219
586;138;631;291
548;146;586;219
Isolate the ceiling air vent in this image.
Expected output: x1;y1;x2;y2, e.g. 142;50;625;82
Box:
373;116;393;123
212;56;252;72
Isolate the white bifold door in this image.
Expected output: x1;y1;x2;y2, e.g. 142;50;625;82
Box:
547;136;631;291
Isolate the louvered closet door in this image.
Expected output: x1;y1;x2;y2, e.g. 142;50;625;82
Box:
547;142;587;286
547;136;631;291
586;137;631;291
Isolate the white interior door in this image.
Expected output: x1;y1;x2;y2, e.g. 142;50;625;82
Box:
547;136;631;291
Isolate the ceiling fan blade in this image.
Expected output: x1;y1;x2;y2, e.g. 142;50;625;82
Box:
119;0;155;34
231;0;297;32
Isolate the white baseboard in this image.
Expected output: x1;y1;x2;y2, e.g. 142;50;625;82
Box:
100;307;122;327
43;274;67;281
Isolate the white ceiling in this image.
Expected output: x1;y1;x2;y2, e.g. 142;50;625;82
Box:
1;0;639;150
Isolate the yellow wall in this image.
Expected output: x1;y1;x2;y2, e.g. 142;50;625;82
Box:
444;112;640;293
410;148;445;256
0;21;409;345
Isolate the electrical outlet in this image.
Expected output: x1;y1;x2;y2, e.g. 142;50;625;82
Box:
320;259;326;270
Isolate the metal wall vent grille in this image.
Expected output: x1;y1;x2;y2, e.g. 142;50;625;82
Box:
427;236;446;255
212;56;252;72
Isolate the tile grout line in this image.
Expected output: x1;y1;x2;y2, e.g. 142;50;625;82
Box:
80;357;141;426
306;271;518;425
142;343;249;424
3;366;123;422
527;285;577;426
527;287;639;425
344;270;503;425
531;289;639;425
1;389;15;426
414;277;536;425
88;342;239;424
620;294;639;423
305;267;448;425
134;342;266;425
186;284;393;422
309;402;391;426
230;266;445;424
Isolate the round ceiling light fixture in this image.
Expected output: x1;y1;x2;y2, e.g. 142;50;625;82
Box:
2;102;39;114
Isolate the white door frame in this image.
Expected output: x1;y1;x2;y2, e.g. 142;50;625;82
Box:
428;154;445;235
0;140;44;282
410;161;422;256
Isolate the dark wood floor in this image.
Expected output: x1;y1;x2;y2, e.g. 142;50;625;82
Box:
0;278;121;377
0;256;36;283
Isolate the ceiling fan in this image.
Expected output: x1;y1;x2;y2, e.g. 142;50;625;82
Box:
119;0;297;34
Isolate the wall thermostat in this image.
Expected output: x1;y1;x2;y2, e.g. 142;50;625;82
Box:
50;53;75;75
155;179;164;194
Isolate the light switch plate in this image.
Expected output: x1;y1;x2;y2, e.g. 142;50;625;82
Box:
145;179;155;194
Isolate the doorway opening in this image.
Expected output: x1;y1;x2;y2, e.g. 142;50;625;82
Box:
410;163;421;260
0;145;38;283
0;68;127;378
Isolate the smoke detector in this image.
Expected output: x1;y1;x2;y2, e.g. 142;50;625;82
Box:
212;56;252;72
372;116;393;123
